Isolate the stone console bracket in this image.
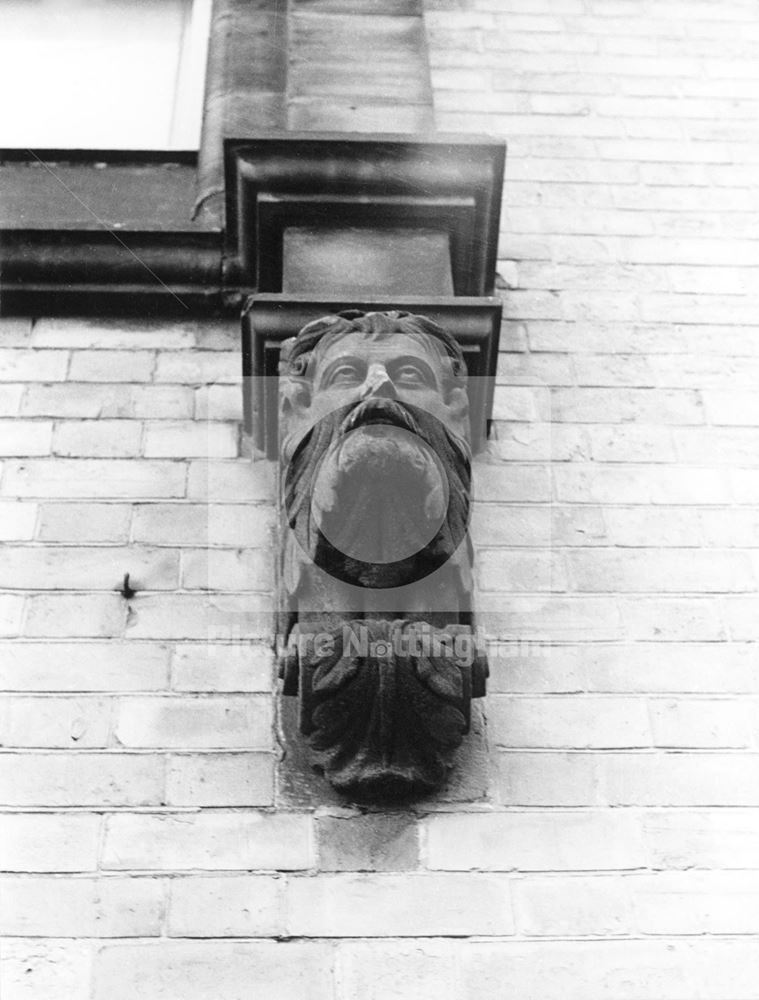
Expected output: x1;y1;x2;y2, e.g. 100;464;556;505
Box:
228;131;506;457
242;293;502;458
230;130;506;800
223;132;505;295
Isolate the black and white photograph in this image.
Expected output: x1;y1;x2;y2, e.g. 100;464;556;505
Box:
1;1;758;998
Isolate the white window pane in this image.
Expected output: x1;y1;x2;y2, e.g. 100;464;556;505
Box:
0;0;210;150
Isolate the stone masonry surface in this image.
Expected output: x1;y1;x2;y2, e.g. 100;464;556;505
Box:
3;0;759;997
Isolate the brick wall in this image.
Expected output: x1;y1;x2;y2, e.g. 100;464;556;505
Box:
3;0;759;996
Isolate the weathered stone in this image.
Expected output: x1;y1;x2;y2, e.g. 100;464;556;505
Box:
277;311;487;800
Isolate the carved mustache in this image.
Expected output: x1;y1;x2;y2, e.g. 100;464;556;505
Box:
340;398;420;437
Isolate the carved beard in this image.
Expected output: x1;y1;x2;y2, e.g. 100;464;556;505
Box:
284;398;471;588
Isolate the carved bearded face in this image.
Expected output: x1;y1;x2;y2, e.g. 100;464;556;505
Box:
280;313;472;588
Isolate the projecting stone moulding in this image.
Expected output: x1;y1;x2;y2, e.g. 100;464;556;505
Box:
230;133;505;800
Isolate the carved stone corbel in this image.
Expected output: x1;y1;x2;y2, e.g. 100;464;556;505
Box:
229;133;505;800
276;309;487;800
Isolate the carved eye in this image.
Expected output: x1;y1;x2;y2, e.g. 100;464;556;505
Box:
328;362;364;386
394;362;429;386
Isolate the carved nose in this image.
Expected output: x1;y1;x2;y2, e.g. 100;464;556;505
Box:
361;363;397;400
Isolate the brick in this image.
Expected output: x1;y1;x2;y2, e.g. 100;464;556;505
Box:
424;810;646;871
496;750;601;806
644;807;759;869
650;696;754;748
113;695;272;749
24;593;126;638
22;383;193;419
0;349;68;381
0;383;23;415
0;594;24;636
472;462;552;502
0;752;164;806
479;595;622;641
132;502;274;547
168;875;284;936
462;939;699;1000
724;596;759;638
600;505;703;546
431;67;494;91
531;320;759;356
514;874;633;936
143;421;238;459
1;459;186;499
621;597;725;640
488;420;568;462
551;387;703;423
194;385;242;421
497;750;759;807
641;293;759;326
588;424;677;462
731;468;759;503
704;389;759;425
491;385;548;421
1;939;93;1000
0;695;112;748
336;940;462;1000
567;547;755;592
676;427;759;466
551;504;609;545
171;642;273;692
193;322;239;351
699;506;759;546
101;812;313;870
180;549;274;591
0;419;53;456
166;752;275;806
652;353;759;388
0;812;100;871
504;289;564;321
488;423;584;462
641;239;753;270
0;546;178;590
316;812;419;871
53;420;142;457
488;695;651;748
554;465;731;504
92;942;332;1000
0;641;169;691
32;318;197;349
486;643;587;695
127;386;196;419
0;317;32;343
499;320;529;352
547;641;759;695
496;351;575;385
477;546;567;592
634;870;759;934
124;594;272;640
471;504;552;546
0;875;163;936
68;350;154;382
154;351;240;384
37;502;131;542
286;872;514;936
0;501;37;540
187;460;275;502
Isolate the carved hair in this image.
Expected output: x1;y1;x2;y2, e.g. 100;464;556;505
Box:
282;310;467;381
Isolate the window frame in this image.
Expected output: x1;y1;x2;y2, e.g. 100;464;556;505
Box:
0;0;225;319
